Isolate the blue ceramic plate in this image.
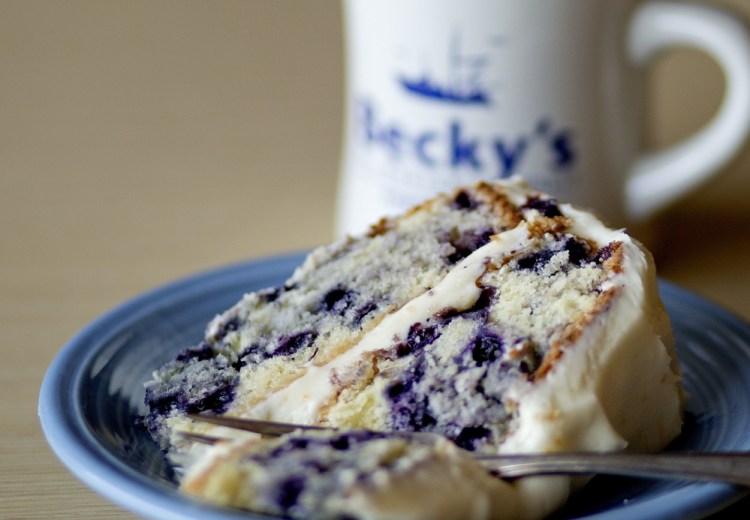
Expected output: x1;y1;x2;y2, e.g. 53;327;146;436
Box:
39;252;750;520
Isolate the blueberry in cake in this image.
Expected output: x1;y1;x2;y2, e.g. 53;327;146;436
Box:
143;178;684;519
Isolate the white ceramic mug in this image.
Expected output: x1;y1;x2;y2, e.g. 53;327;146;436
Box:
336;0;750;235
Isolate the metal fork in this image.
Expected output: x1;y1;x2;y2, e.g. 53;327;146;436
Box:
184;413;750;487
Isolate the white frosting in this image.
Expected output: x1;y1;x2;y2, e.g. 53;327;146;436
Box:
339;438;533;520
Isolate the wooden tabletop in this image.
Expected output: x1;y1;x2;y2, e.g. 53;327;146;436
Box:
3;2;750;518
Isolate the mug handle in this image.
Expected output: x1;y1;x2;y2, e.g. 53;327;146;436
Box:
626;1;750;221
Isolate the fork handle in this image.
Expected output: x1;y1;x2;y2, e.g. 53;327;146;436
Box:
477;452;750;487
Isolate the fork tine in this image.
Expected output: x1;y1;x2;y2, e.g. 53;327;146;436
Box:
187;413;330;437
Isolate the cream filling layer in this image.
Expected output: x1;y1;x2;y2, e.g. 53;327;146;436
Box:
247;223;533;424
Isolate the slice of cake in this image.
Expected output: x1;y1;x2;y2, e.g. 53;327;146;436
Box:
181;430;526;520
143;178;683;519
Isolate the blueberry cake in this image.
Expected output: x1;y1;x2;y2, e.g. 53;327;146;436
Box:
143;178;683;519
181;430;523;520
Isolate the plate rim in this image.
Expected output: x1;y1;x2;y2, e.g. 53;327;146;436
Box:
38;252;750;520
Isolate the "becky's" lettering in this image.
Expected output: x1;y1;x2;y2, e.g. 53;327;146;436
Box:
356;99;576;178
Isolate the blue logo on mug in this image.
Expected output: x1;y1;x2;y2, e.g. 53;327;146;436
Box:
397;32;493;105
